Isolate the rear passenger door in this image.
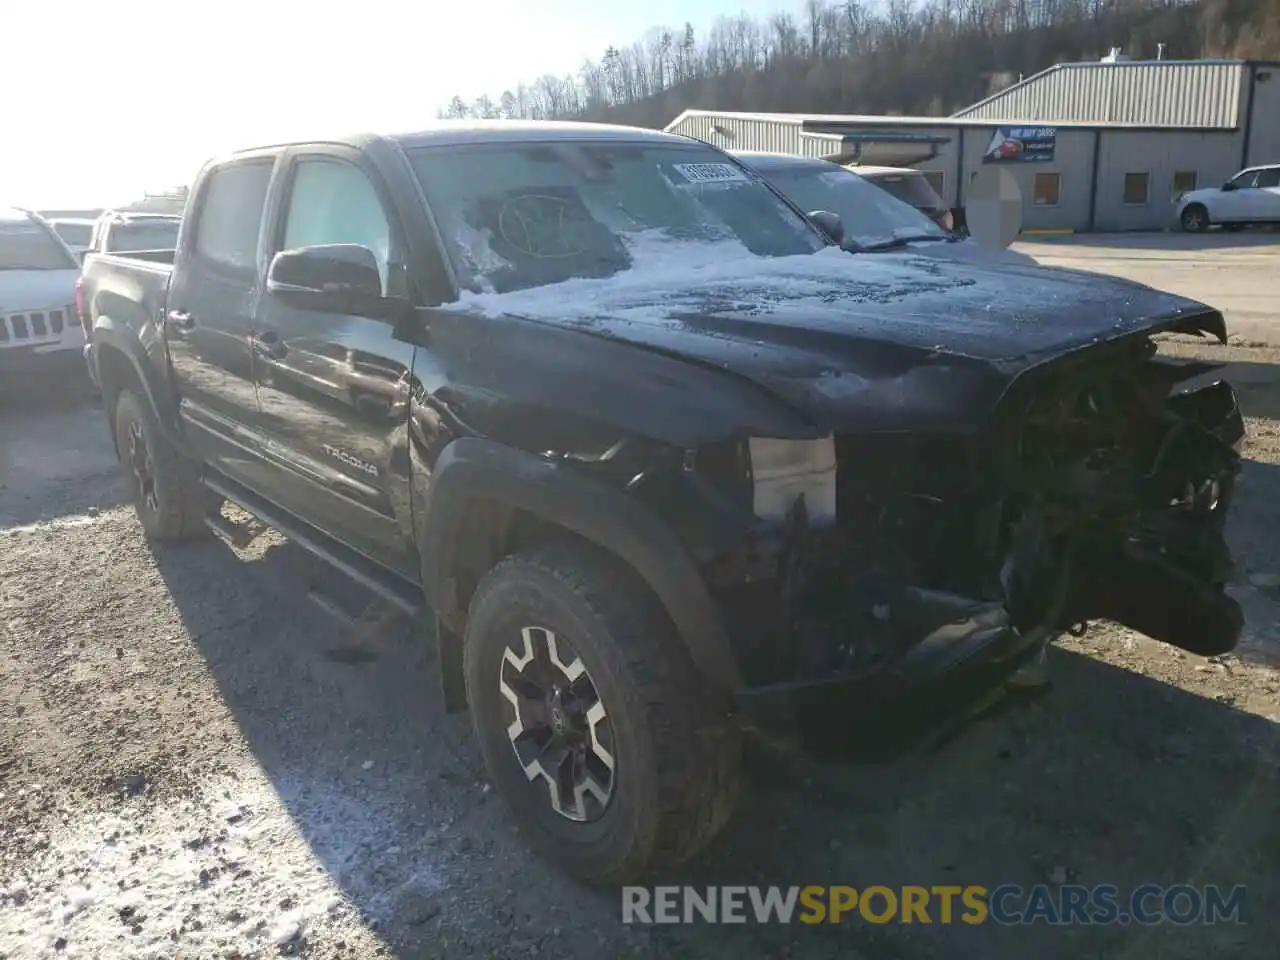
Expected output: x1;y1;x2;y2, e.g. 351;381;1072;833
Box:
165;155;277;483
251;149;418;576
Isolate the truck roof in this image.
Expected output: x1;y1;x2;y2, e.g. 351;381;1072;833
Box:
100;211;182;222
730;154;927;179
730;151;834;170
232;120;693;156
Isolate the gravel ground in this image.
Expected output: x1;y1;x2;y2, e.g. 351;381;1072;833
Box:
3;331;1279;958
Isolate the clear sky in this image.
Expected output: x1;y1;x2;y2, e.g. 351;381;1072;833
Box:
4;0;793;208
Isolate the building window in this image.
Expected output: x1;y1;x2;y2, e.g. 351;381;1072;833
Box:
922;171;945;197
1033;173;1060;206
1123;172;1150;205
1172;171;1198;200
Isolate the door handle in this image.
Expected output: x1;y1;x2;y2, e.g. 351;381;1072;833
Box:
251;330;287;360
165;309;195;331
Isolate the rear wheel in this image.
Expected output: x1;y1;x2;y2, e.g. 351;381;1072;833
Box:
113;390;216;540
1180;204;1209;233
463;542;740;885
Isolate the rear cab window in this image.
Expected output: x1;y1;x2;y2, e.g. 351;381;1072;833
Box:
106;220;181;253
192;161;274;274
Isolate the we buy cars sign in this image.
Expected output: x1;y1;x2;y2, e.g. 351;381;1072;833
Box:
982;126;1056;163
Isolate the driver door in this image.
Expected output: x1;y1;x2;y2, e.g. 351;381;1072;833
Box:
1253;166;1280;222
251;149;419;576
1216;169;1259;221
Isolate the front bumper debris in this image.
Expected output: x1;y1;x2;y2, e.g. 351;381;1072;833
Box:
733;588;1049;760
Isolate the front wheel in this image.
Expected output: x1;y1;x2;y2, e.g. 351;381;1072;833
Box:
463;542;740;885
1180;204;1209;233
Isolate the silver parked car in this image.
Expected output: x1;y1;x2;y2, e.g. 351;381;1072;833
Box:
733;152;1037;267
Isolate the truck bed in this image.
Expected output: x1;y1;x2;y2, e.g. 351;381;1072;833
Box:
80;249;174;357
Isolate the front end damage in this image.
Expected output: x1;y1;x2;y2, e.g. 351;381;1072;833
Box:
625;333;1246;757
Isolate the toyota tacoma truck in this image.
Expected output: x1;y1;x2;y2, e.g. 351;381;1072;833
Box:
81;120;1247;885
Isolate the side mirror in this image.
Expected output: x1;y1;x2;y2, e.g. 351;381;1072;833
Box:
267;244;394;317
1220;181;1237;192
808;210;845;246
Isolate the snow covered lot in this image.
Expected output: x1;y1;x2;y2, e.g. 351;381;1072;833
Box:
3;337;1280;957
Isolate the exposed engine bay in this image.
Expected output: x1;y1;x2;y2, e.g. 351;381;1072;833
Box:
695;336;1246;690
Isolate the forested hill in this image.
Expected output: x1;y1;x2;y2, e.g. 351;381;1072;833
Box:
442;0;1280;127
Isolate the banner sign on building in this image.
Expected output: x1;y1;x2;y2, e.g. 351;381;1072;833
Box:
982;126;1056;163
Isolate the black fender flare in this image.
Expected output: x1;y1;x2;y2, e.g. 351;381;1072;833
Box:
92;318;183;448
419;436;743;693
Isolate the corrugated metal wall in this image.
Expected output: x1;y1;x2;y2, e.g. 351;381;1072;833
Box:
668;114;818;157
1245;69;1280;167
956;63;1244;128
1094;130;1245;230
670;110;1257;232
961;129;1097;231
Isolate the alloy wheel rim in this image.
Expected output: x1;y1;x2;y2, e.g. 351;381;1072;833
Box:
126;419;159;514
498;625;615;822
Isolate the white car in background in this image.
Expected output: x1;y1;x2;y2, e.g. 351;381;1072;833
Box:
1176;164;1280;232
733;151;1038;267
0;207;85;391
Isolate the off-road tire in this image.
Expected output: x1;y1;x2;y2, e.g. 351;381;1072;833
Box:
112;389;215;541
463;541;741;886
1180;204;1209;233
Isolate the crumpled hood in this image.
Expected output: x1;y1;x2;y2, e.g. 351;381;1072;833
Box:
450;247;1226;433
0;269;79;313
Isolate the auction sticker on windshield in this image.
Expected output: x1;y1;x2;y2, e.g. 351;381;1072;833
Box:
673;163;749;184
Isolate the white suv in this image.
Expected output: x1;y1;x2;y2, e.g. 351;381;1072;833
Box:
0;208;85;390
1176;164;1280;232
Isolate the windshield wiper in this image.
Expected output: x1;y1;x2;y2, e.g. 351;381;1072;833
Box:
845;234;947;253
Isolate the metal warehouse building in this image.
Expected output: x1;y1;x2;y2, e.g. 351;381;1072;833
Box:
665;58;1280;232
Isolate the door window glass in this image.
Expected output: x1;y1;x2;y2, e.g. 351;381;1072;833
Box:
1254;168;1280;188
193;161;273;273
282;160;393;292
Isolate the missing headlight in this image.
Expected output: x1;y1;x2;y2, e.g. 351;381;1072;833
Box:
748;436;837;524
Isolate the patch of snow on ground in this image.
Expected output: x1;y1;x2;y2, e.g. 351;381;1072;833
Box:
0;513;103;536
0;764;447;958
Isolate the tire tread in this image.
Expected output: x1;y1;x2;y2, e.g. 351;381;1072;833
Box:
465;541;740;884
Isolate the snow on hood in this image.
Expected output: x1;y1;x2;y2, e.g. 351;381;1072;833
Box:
445;239;1214;365
0;269;79;312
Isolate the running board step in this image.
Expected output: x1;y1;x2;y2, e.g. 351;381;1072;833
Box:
201;472;428;619
204;510;258;549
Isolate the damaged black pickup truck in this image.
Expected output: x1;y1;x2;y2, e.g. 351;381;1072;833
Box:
82;120;1246;885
